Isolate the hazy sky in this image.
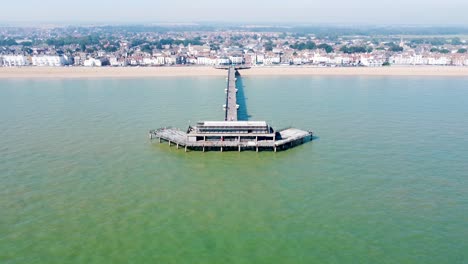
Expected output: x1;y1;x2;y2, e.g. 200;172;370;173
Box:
2;0;468;25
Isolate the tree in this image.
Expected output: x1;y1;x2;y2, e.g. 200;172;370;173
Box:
210;44;220;51
265;41;273;51
458;48;467;53
289;41;316;51
340;46;372;54
140;44;152;54
305;41;316;50
452;37;463;45
317;43;334;53
385;42;403;52
429;38;446;46
22;47;33;55
389;46;403;52
131;39;145;47
105;46;118;52
0;39;18;46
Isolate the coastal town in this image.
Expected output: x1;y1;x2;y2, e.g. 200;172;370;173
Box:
1;25;468;68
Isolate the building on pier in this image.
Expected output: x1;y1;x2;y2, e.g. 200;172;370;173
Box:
187;121;275;143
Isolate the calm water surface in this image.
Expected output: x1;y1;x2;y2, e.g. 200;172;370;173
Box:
1;76;467;263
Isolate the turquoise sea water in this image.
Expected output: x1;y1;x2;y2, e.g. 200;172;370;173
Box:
1;76;468;263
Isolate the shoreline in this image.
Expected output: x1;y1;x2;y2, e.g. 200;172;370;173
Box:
1;66;468;79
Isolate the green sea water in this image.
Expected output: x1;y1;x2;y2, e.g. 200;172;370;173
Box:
1;76;468;263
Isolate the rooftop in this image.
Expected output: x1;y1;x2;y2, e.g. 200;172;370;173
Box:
198;121;268;127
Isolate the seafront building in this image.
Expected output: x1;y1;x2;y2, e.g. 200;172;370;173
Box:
31;55;69;66
1;55;29;66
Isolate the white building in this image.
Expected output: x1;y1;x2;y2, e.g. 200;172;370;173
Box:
216;58;230;65
84;58;102;67
311;53;330;64
263;56;281;65
292;57;304;65
73;56;83;66
143;57;159;66
427;56;451;65
255;54;265;64
390;54;419;65
164;57;176;65
32;56;68;67
1;55;30;67
332;56;351;65
360;56;385;67
109;57;127;67
196;57;215;65
156;56;166;65
229;56;244;64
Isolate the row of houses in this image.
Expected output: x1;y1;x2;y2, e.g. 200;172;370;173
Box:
389;54;468;66
3;53;468;67
0;55;71;66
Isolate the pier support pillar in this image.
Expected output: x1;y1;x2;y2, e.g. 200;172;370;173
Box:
256;146;258;152
185;146;187;152
176;143;179;149
149;133;152;139
221;147;223;152
159;137;161;143
168;141;171;146
274;147;277;152
203;146;205;152
238;145;241;152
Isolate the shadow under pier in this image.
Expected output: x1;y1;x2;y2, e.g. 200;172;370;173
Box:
235;71;250;121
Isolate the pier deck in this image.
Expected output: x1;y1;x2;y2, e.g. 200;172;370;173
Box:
149;127;313;152
225;66;238;121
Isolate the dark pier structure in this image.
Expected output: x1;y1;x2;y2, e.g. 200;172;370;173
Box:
149;66;313;152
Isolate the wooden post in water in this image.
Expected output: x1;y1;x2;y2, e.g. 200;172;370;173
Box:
159;137;161;143
185;146;187;152
168;140;171;146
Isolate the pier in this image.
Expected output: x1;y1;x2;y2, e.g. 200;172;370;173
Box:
224;66;238;121
149;66;313;152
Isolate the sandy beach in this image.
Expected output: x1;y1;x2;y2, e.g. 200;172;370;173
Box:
1;66;468;79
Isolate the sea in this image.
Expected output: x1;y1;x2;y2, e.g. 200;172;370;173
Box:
1;75;467;263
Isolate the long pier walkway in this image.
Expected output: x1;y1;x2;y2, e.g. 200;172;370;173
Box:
225;66;238;121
